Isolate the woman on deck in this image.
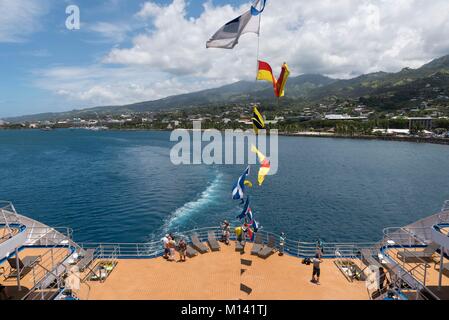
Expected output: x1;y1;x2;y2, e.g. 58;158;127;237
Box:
168;237;177;261
279;233;286;256
178;239;187;262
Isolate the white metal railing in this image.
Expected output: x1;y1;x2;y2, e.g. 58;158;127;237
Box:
3;198;445;300
0;201;20;235
20;245;75;300
384;227;431;247
382;227;440;300
78;226;377;260
25;226;73;246
439;205;449;223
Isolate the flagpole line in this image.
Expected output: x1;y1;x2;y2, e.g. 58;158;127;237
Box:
255;14;262;83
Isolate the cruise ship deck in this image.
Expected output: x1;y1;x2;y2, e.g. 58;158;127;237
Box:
1;200;449;301
76;243;369;300
0;247;71;300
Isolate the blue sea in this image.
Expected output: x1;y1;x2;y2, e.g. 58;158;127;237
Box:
1;129;449;244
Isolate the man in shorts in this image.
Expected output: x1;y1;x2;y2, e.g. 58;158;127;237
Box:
311;254;322;285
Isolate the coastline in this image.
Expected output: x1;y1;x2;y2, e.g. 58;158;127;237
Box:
2;127;449;146
279;132;449;146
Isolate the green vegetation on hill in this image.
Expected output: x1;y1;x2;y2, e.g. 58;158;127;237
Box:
6;54;449;123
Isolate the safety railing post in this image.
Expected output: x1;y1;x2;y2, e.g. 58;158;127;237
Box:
423;264;427;287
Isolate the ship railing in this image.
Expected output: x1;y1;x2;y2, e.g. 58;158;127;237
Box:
25;226;74;247
21;245;75;300
78;226;377;260
0;201;18;215
438;205;449;223
383;226;433;247
22;258;92;301
382;227;440;300
23;264;64;300
0;201;20;235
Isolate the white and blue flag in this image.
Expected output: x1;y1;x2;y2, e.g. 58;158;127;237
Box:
232;166;250;201
236;196;251;220
206;0;267;49
251;219;260;232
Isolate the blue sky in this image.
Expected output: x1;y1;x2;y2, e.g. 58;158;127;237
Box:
0;0;214;117
0;0;244;117
1;0;449;118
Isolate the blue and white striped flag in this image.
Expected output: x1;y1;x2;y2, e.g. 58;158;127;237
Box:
232;166;250;200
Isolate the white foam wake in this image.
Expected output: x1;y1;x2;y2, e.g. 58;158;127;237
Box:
162;173;223;232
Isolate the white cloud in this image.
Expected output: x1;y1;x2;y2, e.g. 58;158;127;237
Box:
34;65;226;107
36;0;449;108
86;22;133;43
0;0;48;42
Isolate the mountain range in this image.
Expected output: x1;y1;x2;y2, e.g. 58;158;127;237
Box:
7;54;449;123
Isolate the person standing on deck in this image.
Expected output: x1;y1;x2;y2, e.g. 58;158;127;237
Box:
168;237;177;261
224;227;231;245
279;233;285;256
221;220;230;244
378;267;390;292
161;234;170;259
240;224;248;253
178;239;187;262
311;254;322;285
316;239;324;258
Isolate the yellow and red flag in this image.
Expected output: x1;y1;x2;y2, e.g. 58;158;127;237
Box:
257;61;276;91
256;60;291;98
276;63;290;97
251;145;271;186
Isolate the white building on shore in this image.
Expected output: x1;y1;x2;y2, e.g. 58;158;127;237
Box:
325;114;368;121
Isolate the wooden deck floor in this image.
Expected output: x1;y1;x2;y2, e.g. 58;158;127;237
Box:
439;227;449;236
0;247;71;300
385;248;449;299
78;242;370;300
0;227;19;244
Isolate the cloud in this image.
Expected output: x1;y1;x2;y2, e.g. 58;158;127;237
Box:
86;22;133;43
0;0;48;43
36;0;449;108
34;65;227;107
104;0;449;78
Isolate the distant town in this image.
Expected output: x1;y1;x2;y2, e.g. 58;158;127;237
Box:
2;100;449;143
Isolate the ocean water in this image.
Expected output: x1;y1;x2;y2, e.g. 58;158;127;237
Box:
1;129;449;243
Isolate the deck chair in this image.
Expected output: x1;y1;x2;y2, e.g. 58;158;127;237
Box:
77;249;95;272
235;240;244;252
251;233;264;256
191;233;209;254
361;249;382;269
5;256;39;280
396;242;439;262
258;235;276;259
186;245;198;258
207;231;220;252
